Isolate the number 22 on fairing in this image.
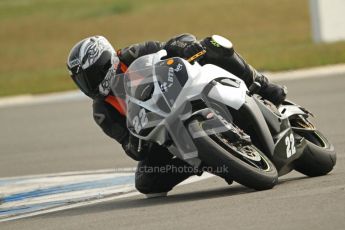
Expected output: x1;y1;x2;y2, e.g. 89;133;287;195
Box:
132;108;148;133
285;133;296;158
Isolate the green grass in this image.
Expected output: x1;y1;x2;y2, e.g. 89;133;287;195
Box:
1;0;345;96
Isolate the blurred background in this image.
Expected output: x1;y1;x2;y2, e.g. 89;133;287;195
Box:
1;0;345;97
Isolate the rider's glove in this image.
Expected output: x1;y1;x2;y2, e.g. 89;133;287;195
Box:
122;134;151;161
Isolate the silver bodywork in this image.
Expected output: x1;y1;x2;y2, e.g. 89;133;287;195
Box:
120;51;308;168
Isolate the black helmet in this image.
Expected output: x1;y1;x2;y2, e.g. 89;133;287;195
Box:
67;36;119;99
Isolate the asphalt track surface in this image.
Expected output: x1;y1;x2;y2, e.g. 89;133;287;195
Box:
1;73;345;230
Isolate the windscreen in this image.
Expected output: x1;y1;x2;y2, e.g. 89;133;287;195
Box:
123;56;189;110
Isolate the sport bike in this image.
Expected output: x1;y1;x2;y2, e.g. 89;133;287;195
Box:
111;50;336;190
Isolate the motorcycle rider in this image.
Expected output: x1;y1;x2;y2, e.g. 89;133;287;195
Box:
67;34;287;197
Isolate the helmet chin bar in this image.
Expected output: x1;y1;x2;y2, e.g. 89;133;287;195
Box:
98;66;116;96
211;35;233;49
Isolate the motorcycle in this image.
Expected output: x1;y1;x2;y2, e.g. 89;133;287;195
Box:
111;49;336;190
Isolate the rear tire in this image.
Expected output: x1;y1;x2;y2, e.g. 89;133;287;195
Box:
189;119;278;190
294;130;336;177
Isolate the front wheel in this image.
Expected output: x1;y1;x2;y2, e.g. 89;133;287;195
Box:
189;119;278;190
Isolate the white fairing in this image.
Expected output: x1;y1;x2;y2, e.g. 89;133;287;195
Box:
174;61;247;111
278;105;307;119
208;84;246;110
125;51;248;119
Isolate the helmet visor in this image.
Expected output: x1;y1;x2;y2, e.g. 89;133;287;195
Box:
71;70;95;97
71;52;119;98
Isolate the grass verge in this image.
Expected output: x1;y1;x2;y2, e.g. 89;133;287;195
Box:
0;0;344;96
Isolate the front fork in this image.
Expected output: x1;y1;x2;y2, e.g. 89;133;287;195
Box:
188;108;251;144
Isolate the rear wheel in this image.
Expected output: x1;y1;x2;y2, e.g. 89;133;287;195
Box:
189;119;278;190
294;130;336;176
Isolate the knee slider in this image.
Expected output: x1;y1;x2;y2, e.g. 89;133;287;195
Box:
201;35;234;56
210;35;233;50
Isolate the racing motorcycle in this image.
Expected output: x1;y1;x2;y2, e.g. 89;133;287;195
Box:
111;49;336;190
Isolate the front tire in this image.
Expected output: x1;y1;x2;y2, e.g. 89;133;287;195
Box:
189;119;278;190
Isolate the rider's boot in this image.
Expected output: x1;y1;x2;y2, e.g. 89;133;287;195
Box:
254;74;288;107
200;35;287;107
